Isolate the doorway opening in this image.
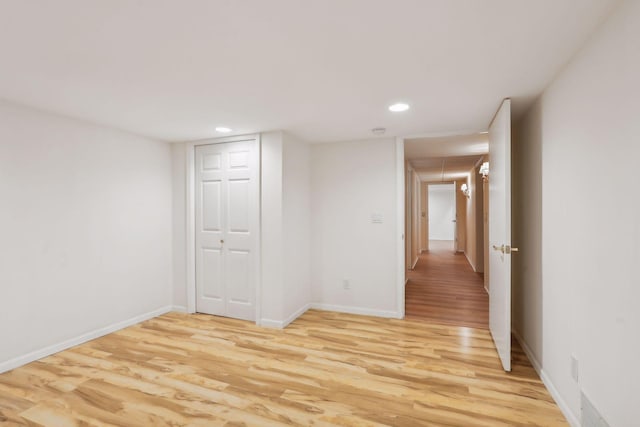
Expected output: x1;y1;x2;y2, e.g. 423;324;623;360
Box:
427;182;456;250
403;134;490;328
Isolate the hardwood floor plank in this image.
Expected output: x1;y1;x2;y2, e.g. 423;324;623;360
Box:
406;240;489;328
0;310;566;426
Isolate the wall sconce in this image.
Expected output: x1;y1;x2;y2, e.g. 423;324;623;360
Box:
479;161;489;181
460;183;470;198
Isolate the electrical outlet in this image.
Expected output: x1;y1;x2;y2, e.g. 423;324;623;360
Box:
571;355;579;382
342;279;350;290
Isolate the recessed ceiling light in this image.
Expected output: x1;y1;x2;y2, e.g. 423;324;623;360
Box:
388;103;410;112
215;126;232;133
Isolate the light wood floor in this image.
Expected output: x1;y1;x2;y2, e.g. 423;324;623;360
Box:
0;310;566;426
406;240;489;329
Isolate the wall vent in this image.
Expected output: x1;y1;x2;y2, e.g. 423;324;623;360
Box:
581;392;610;427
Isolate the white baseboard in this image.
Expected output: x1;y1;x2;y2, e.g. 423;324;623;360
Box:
260;302;402;325
512;330;579;427
310;303;401;319
512;329;542;374
0;305;173;374
283;303;310;328
411;257;419;270
171;305;188;313
539;369;579;427
258;318;284;329
259;303;311;329
464;251;480;272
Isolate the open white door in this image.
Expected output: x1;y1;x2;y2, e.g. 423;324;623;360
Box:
488;99;513;371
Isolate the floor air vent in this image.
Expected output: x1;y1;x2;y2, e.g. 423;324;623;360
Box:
581;392;609;427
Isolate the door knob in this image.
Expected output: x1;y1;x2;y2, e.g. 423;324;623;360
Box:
220;239;224;244
492;244;519;254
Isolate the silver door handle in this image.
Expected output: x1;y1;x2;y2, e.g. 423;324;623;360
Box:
493;244;519;254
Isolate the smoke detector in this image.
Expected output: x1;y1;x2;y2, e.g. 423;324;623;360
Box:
371;127;386;135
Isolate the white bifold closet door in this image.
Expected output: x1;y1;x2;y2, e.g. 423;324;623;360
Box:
195;139;258;321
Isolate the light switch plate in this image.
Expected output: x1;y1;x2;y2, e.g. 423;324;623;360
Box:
371;213;384;224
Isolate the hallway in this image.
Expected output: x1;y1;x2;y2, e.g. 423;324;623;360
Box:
405;240;489;328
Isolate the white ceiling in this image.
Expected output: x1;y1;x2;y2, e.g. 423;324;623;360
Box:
410;155;484;182
405;133;487;182
0;0;617;142
405;133;489;159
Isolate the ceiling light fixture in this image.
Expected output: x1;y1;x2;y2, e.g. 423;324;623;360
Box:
371;127;386;135
215;126;232;133
388;103;410;112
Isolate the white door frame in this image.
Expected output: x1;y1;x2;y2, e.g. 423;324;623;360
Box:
185;134;262;324
395;137;405;319
452;181;458;252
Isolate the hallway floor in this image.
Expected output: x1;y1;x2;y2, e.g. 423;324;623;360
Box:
406;240;489;329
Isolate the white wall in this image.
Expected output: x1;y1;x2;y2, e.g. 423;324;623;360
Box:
420;182;428;251
513;100;543;368
514;1;640;425
0;101;173;370
404;165;420;270
454;179;466;252
259;131;285;324
465;163;484;272
404;163;412;270
428;184;455;240
311;138;399;317
171;143;187;310
411;170;420;265
259;131;312;326
282;133;312;322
